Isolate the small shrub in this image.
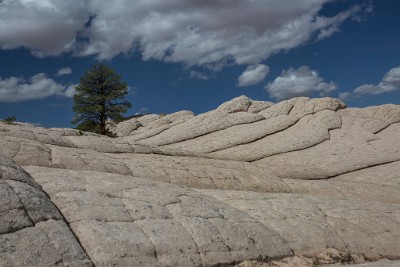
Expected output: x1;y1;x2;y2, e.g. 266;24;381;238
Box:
4;116;16;124
105;130;117;138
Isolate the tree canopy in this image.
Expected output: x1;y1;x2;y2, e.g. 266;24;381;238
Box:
72;64;131;136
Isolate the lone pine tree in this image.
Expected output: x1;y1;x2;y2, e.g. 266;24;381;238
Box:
72;64;131;136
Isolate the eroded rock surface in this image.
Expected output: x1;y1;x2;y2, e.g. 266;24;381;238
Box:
0;155;93;267
1;96;400;267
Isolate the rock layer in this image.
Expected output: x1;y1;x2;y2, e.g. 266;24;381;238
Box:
1;95;400;267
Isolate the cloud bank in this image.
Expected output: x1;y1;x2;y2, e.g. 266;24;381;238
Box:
0;73;76;102
354;66;400;95
237;64;270;87
265;66;337;101
0;0;88;57
340;66;400;100
0;0;368;67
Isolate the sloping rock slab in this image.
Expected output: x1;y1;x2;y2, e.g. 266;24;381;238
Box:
25;166;292;267
0;155;93;267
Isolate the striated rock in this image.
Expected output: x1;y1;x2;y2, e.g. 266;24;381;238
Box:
255;107;400;179
209;109;342;161
1;96;400;267
248;100;274;113
111;110;195;137
162;115;298;154
136;111;265;147
111;119;143;137
216;95;252;113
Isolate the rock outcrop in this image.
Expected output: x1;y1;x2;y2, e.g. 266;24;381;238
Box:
1;95;400;267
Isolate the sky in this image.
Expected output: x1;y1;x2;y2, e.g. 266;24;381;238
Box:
1;0;400;128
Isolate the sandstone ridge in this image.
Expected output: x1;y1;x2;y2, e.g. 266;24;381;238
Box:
1;95;400;267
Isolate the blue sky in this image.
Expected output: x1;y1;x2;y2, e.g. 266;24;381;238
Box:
1;0;400;128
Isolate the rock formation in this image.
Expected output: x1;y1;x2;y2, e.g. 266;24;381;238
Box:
1;96;399;266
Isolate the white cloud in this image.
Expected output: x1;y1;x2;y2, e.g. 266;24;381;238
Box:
340;66;400;99
190;71;209;80
0;0;368;67
265;66;337;101
64;84;77;97
315;5;362;40
56;67;72;76
354;66;400;95
237;64;270;87
338;92;352;101
0;73;76;102
0;0;88;56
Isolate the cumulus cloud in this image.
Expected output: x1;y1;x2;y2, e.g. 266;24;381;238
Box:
237;64;270;87
190;71;209;80
56;67;72;76
338;92;352;101
265;66;337;101
64;84;77;97
354;66;400;95
0;0;368;67
0;73;76;102
340;66;400;100
0;0;88;56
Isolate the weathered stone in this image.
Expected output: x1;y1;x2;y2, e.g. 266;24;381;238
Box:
111;119;142;136
210;109;342;161
27;167;292;266
0;220;93;267
255;109;400;179
216;95;252;113
116;153;291;193
6;180;63;223
136;110;265;146
200;190;400;260
1;96;400;267
163;115;297;153
71;220;159;267
0;180;33;234
248;100;274;113
0;154;40;188
0;155;93;267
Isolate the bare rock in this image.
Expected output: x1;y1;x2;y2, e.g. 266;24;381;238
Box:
136;110;265;147
210;109;342;161
216;95;252;113
26;167;292;266
248;100;274;113
111;119;143;137
255;107;400;179
2;96;400;267
0;155;93;266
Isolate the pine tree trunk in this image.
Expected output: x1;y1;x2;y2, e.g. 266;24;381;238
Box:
100;119;106;135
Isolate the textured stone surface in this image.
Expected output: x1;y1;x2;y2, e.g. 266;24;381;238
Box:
136;111;265;147
255;106;400;179
25;167;292;267
1;96;400;266
199;190;400;259
0;155;93;267
209;109;342;161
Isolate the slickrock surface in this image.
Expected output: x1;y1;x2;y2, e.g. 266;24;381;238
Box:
1;95;400;267
0;155;93;267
